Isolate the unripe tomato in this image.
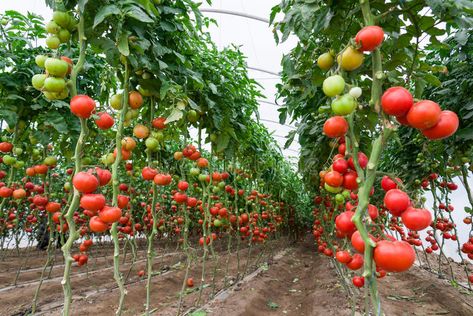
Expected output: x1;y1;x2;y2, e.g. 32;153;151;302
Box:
331;94;356;115
44;58;69;77
322;75;345;97
337;46;364;71
110;94;122;110
317;52;334;70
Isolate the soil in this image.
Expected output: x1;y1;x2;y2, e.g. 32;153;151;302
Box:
0;236;472;316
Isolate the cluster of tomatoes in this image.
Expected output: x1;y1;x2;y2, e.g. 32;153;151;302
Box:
31;11;76;101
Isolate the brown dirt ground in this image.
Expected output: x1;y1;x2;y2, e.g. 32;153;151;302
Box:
0;236;472;316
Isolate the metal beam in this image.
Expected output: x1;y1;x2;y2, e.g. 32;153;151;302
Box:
247;66;280;76
200;8;270;24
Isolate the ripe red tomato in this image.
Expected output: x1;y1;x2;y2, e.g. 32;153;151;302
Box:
197;157;209;168
406;100;441;130
335;211;356;235
336;250;352;264
154;173;172;186
142;167;158;180
373;240;415;272
34;164;48;175
347;152;368;170
70;95;96;119
178;181;189;191
381;87;413;116
72;172;99;193
0;186;13;198
355;25;384;51
401;207;432;231
351;230;372;253
95;167;112;186
89;216;108;233
352;276;365;288
117;195;129;208
45;201;61;213
323;116;348;138
384;189;410;216
186;277;194;287
98;206;122;223
332;158;348;174
343;170;358;190
95;112;114;130
173;192;188;204
368;204;378;220
324;171;343;187
152;117;166;129
0;142;13;153
346;253;363;270
421;110;459;140
381;175;397;191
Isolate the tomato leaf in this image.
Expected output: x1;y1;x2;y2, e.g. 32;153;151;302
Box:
165;108;183;124
125;5;154;23
93;5;121;29
117;30;130;56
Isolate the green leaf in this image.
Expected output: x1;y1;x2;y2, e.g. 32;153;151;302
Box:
423;73;441;87
208;83;218;94
165;108;183;124
190;311;207;316
93;5;121;29
216;133;230;152
78;0;89;13
0;109;18;127
187;98;202;112
41;111;68;133
125;5;154;23
456;127;473;140
117;30;130;56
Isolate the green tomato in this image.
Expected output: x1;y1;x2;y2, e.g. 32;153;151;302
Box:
14;160;25;168
212;186;220;193
324;182;342;193
335;193;345;204
32;149;40;156
198;174;207;182
214;219;222;227
44;156;57;166
145;137;159;151
322;75;345;97
3;155;16;165
155;131;164;142
46;36;60;49
58;29;71;43
331;94;356;115
43;77;66;92
45;20;60;34
52;11;71;29
209;133;218;143
35;55;47;68
110;94;122;110
187;110;199;123
218;181;225;189
44;58;68;77
82;157;92;165
64;182;71;191
189;167;200;176
29;135;38;145
32;74;46;90
317;52;334;71
13;147;23;156
342;189;350;199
